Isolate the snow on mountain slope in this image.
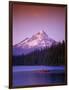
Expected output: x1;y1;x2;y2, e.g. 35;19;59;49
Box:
13;30;57;55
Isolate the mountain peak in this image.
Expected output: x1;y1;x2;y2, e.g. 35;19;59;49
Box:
33;30;48;40
39;30;46;33
36;30;47;35
37;30;45;34
13;30;57;55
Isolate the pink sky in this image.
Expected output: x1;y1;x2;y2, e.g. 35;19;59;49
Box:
13;3;66;45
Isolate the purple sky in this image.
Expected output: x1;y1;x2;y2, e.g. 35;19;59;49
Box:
13;3;66;45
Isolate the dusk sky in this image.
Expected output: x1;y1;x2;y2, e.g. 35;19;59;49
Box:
13;3;66;45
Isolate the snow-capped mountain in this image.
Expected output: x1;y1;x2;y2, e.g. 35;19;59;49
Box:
13;30;57;55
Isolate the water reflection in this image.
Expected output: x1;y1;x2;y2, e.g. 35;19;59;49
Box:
13;70;65;87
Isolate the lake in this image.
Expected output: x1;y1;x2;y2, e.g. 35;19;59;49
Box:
13;66;65;87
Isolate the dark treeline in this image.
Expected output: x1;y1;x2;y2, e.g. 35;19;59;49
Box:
13;41;65;66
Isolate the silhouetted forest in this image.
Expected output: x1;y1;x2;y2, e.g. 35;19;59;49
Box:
13;41;65;66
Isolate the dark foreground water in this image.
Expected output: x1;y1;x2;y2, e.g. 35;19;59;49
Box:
13;66;65;87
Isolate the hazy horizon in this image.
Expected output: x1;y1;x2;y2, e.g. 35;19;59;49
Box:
13;3;66;45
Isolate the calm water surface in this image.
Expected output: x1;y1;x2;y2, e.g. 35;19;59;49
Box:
13;66;65;87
